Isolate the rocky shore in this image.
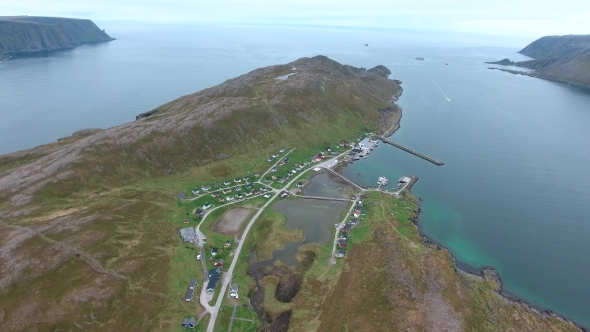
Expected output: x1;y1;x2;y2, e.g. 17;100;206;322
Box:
405;178;588;331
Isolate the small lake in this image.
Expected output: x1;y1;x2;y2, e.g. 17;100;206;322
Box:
302;172;349;199
269;198;348;267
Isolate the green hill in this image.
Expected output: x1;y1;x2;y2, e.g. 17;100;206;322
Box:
0;56;582;331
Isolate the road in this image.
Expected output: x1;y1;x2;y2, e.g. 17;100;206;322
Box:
328;193;362;265
204;150;350;332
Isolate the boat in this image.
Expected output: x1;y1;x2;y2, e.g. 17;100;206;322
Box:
415;57;424;60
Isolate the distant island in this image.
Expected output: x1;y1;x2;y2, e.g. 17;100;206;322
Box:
0;16;113;61
486;34;590;89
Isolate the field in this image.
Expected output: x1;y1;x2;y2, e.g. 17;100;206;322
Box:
211;208;252;236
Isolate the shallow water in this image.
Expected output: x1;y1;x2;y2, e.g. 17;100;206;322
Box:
302;173;348;199
270;198;348;267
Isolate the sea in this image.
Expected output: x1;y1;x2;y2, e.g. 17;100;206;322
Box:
1;22;589;328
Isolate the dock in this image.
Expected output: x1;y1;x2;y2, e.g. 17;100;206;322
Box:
372;136;444;166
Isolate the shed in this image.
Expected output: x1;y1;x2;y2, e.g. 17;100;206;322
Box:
229;283;239;298
182;317;196;328
189;278;197;290
185;288;194;302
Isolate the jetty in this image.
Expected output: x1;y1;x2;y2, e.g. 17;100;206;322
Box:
372;136;444;166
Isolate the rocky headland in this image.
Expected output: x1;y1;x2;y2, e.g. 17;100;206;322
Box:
486;34;590;89
0;16;113;59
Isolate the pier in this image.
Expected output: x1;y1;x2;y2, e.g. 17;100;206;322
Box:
372;136;444;166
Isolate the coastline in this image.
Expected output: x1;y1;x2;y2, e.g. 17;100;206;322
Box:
380;86;587;331
3;39;115;59
489;67;590;91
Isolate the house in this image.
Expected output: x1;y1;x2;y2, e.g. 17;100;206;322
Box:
254;173;260;177
284;157;290;162
253;190;261;195
226;196;235;202
243;176;250;182
181;317;196;328
180;227;196;243
215;259;224;267
265;177;271;183
350;217;359;226
195;208;204;217
222;188;232;194
207;268;221;293
224;240;231;248
340;232;348;240
270;167;277;172
271;175;277;180
214;182;222;188
353;210;361;217
196;253;201;261
234;186;241;192
192;189;201;195
202;185;212;191
218;197;226;203
342;224;352;233
263;194;271;199
212;248;218;256
279;161;285;166
338;239;347;247
185;288;194;302
202;202;212;210
223;181;232;186
234;178;242;183
296;182;303;188
229;284;239;298
237;194;244;199
245;184;252;190
244;191;252;197
209;256;214;262
279;148;286;153
211;192;220;197
280;191;289;198
336;249;346;258
189;278;197;290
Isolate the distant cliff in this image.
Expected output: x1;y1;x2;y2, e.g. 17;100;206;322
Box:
486;34;590;89
0;16;113;57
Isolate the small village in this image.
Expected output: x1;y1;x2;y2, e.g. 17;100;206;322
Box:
172;134;415;331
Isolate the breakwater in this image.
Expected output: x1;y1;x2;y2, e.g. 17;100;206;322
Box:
372;136;444;165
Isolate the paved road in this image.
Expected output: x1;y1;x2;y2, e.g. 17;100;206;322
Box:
205;151;349;332
329;194;362;264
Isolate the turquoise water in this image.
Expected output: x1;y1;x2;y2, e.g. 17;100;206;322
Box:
1;23;589;327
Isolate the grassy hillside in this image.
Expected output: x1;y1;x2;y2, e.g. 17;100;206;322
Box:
519;35;590;59
488;34;590;89
0;56;400;330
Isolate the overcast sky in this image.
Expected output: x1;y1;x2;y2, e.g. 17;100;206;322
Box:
2;0;588;37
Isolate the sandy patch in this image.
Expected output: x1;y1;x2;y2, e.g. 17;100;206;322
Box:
211;208;251;236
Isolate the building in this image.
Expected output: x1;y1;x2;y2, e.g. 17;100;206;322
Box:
229;284;239;298
181;317;196;328
215;259;224;267
189;278;197;290
212;247;218;256
336;249;346;258
207;268;221;293
280;191;289;198
180;227;196;243
338;238;347;247
224;240;231;249
185;288;194;302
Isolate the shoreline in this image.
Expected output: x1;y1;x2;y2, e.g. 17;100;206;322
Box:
380;85;587;331
489;67;590;92
4;39;115;59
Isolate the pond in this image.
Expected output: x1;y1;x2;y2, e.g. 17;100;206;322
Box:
269;198;348;267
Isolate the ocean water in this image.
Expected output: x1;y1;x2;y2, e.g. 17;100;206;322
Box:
1;23;589;327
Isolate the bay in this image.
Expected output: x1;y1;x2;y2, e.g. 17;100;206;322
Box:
1;23;589;328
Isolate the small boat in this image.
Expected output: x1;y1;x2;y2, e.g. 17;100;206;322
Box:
415;57;424;60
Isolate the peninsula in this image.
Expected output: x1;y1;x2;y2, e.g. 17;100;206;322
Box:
0;16;113;60
0;56;583;331
486;34;590;89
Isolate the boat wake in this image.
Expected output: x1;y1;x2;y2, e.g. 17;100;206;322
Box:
432;79;451;102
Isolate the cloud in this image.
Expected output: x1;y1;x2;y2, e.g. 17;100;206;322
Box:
1;0;588;36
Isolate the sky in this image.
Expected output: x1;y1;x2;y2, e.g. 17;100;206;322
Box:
1;0;589;37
